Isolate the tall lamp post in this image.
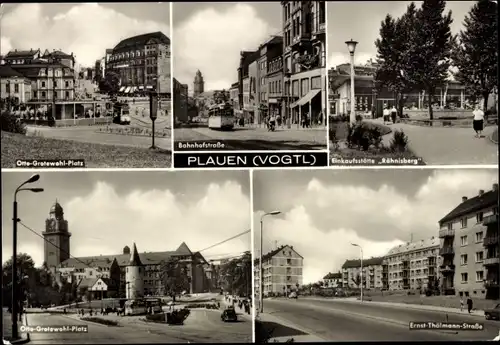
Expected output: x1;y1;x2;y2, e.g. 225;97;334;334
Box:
345;39;358;124
259;211;281;313
12;174;44;340
351;243;363;302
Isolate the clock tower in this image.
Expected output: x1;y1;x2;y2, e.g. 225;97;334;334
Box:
42;200;71;269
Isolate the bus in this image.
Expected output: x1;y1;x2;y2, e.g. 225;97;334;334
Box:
124;299;147;316
144;298;163;314
112;102;131;125
208;103;234;130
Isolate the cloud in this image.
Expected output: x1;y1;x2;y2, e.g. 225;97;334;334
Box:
328;52;375;69
0;3;170;66
254;170;498;284
174;4;277;90
2;181;250;267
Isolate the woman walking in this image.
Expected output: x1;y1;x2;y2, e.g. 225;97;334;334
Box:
472;104;485;138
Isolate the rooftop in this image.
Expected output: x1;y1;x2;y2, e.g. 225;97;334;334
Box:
113;32;170;52
386;237;439;256
0;65;27;78
4;49;40;59
254;244;303;264
439;186;498;224
342;256;384;269
323;272;342;280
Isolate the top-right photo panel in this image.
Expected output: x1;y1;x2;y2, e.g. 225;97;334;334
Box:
327;0;498;166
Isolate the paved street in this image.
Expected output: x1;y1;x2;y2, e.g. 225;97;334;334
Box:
22;307;251;344
260;298;499;341
174;127;327;151
376;121;498;165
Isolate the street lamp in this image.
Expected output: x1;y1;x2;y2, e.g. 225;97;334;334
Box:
345;39;358;124
12;174;44;340
259;211;281;313
351;243;363;302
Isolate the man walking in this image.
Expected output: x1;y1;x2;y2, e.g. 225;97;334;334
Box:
467;296;473;314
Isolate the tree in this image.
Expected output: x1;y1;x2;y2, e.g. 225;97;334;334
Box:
219;252;251;296
160;258;190;302
411;0;453;122
98;71;120;95
452;0;498;111
351;273;367;288
374;4;418;116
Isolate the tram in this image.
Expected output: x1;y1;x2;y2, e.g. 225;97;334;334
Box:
208;102;234;130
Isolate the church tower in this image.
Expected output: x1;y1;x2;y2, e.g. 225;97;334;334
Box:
125;243;144;300
193;70;204;97
42;200;71;269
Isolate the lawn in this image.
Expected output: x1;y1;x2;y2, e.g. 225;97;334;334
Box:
329;120;423;163
1;131;172;168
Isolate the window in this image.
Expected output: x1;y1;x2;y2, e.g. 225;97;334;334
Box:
461;273;468;283
41;91;46;98
54;81;57;88
65;81;69;88
475;251;484;262
476;212;483;223
447;223;453;230
476;271;484;282
14;84;19;93
460;254;468;265
460;235;468;246
461;218;467;228
42;81;46;88
476;232;483;243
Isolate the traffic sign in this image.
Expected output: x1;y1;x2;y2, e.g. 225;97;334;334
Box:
149;93;158;121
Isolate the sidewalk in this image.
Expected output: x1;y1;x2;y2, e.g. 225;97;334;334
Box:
3;314;30;344
221;297;251;321
256;312;325;343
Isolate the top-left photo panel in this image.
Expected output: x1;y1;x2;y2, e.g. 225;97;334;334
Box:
0;2;173;169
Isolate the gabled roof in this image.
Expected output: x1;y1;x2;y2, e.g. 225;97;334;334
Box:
342;257;384;269
439;189;498;224
4;49;40;59
129;243;143;266
0;65;27;78
323;272;342;280
113;32;170;52
386;237;439;256
43;50;72;59
77;278;98;289
254;245;303;264
175;242;193;256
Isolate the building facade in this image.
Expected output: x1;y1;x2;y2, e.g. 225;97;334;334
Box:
254;245;303;297
107;32;170;94
282;1;326;127
229;82;239;110
156;42;171;98
0;65;32;104
341;257;384;290
42;201;72;270
237;51;260;124
439;184;499;300
323;272;342;288
267;54;284;125
385;238;440;291
193;70;204;97
173;78;188;124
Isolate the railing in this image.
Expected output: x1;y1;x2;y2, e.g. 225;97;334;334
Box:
484;236;499;246
440;265;455;273
484;280;500;288
439;229;455;238
484;214;499;226
439;247;455;255
484;257;500;266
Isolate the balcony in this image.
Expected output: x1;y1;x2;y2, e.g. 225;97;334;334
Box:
313;22;325;36
484;236;499;246
484;280;500;289
483;214;499;226
440;247;455;256
290;33;312;50
440;265;455;273
439;229;455;238
484;257;500;266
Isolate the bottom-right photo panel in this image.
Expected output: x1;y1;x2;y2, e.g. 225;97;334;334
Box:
252;168;499;342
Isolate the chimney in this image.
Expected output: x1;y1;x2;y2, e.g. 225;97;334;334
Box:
462;196;468;203
479;190;485;196
493;183;499;192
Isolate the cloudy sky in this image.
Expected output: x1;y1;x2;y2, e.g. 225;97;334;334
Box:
2;171;250;267
173;2;280;92
327;1;476;68
253;168;498;284
0;3;170;67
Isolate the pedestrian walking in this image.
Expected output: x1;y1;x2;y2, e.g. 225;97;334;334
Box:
460;297;464;311
383;105;390;124
390;106;397;124
472;104;485;138
467;296;473;314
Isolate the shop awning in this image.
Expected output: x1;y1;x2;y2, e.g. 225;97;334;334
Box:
119;86;125;92
130;87;136;93
291;89;321;108
124;87;131;93
139;86;144;90
146;85;153;89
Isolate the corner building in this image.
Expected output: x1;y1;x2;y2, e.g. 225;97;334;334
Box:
439;184;499;299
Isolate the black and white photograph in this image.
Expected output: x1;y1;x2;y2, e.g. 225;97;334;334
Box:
0;3;173;168
2;171;252;344
253;168;499;342
327;0;498;165
172;1;328;151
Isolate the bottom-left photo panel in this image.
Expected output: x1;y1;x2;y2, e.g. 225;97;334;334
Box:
1;170;253;344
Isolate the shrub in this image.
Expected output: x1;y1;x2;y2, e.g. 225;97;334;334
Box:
81;317;118;326
166;308;190;325
389;130;409;153
355;114;363;122
347;123;382;151
1;111;27;135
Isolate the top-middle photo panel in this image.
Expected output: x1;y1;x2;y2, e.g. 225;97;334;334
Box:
172;1;328;152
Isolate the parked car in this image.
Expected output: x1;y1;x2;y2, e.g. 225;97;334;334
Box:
288;292;298;299
484;304;500;320
221;306;238;322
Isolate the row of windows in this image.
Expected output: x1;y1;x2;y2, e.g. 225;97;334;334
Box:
461;271;487;283
446;208;498;230
34;91;71;99
39;80;72;88
290;76;322;97
4;83;20;93
386;249;439;262
110;48;159;62
269;80;282;94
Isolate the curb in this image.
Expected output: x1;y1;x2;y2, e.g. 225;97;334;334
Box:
257;312;326;342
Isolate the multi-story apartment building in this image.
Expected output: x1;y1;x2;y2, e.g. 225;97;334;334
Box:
439;184;499;300
173;78;188;124
0;65;32;104
282;1;326;127
229;82;239;110
3;49;41;65
108;32;170;94
385;238;440;291
323;272;342;288
156;42;171;98
341;257;384;290
254;245;303;297
237;51;260;123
